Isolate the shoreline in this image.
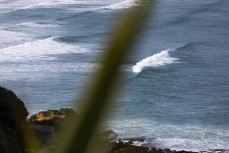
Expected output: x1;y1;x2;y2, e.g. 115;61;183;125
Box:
27;109;228;153
115;138;229;153
0;86;227;153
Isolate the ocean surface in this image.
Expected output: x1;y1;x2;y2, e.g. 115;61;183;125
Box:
0;0;228;151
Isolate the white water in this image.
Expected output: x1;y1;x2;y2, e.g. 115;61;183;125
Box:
15;22;58;28
0;62;98;81
132;49;179;73
0;0;108;13
1;63;98;73
0;28;32;48
105;0;137;9
107;118;229;151
0;37;90;62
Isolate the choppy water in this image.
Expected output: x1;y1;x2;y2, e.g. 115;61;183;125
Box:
0;0;228;151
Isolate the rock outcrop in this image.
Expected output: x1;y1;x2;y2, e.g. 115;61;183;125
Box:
27;108;75;126
110;140;198;153
0;86;28;153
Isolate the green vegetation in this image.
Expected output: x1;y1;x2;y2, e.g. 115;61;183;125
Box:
28;1;154;153
50;1;153;153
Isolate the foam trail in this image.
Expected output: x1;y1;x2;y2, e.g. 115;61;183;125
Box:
0;0;50;14
105;0;137;9
0;62;98;81
0;37;90;62
132;49;178;73
21;0;104;10
0;0;102;13
16;22;58;28
1;63;98;73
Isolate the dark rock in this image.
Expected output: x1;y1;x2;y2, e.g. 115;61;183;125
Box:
150;147;157;153
127;140;133;145
111;141;151;153
176;150;197;153
116;145;148;153
157;148;163;153
0;86;28;153
122;137;147;142
164;148;171;153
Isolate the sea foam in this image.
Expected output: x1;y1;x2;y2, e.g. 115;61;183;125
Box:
0;0;92;12
105;0;137;9
21;0;99;10
0;37;90;62
16;22;58;28
107;119;229;151
1;63;98;73
0;28;32;48
0;62;99;81
132;49;179;73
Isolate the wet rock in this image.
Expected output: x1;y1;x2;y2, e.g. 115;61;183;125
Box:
111;141;151;153
157;148;163;153
102;130;118;143
176;150;197;153
150;147;157;153
164;148;171;153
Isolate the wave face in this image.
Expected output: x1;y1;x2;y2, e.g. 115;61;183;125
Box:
105;0;137;9
132;49;179;73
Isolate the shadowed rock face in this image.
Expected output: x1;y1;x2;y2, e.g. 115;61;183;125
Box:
0;87;28;153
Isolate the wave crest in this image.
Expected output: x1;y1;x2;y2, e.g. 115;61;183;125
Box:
105;0;137;10
132;49;178;73
16;22;57;28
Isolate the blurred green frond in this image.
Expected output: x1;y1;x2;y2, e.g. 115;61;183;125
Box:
41;1;154;153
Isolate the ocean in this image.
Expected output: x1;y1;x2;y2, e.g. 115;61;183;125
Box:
0;0;228;151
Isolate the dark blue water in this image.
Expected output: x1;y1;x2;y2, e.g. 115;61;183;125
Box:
0;0;228;151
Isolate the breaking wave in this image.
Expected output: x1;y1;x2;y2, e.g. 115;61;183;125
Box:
105;0;138;9
132;49;179;73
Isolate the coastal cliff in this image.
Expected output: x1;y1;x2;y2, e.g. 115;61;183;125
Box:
0;87;28;153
